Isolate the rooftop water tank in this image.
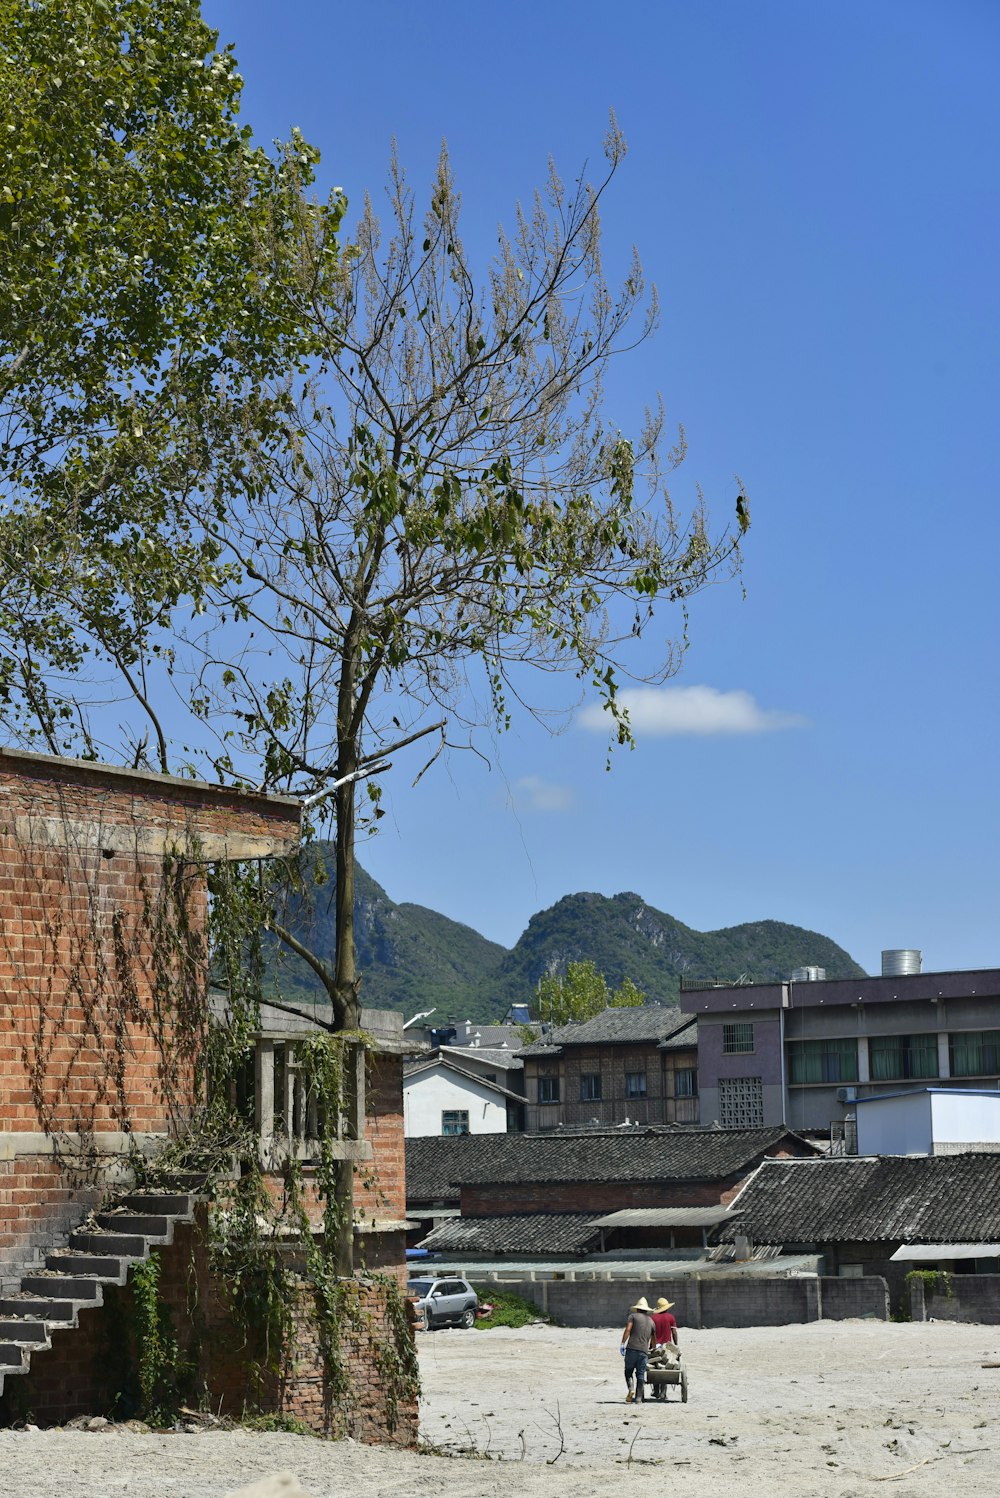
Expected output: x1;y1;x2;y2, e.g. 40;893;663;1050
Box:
791;965;826;982
881;948;922;977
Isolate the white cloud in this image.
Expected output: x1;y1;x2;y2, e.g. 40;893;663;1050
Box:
577;685;809;737
512;775;575;812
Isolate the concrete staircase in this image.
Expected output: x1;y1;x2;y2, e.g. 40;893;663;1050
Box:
0;1192;196;1398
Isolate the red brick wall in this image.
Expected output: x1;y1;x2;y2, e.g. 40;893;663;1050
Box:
460;1178;745;1214
0;1213;417;1445
0;751;299;1288
357;1055;405;1222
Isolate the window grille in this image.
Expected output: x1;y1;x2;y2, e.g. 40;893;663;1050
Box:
723;1022;754;1054
718;1076;763;1127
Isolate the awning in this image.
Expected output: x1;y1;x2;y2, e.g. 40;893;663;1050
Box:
591;1206;744;1229
889;1243;1000;1262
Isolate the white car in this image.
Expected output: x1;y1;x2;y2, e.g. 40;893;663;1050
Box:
407;1275;479;1330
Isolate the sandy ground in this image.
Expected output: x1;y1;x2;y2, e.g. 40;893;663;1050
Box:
1;1320;998;1497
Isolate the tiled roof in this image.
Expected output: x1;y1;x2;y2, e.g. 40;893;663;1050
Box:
519;1006;696;1057
406;1134;502;1203
405;1126;815;1199
714;1154;1000;1246
452;1023;535;1050
418;1212;603;1256
440;1044;524;1072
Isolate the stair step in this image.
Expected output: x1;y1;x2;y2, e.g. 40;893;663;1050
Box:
45;1253;128;1282
0;1296;76;1322
0;1319;48;1343
22;1275;103;1301
120;1193;194;1217
0;1345;27;1367
70;1230;147;1257
96;1212;172;1238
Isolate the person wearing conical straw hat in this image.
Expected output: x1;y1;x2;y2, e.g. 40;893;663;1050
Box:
619;1296;656;1403
651;1295;679;1348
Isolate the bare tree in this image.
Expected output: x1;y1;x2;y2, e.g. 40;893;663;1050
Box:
190;119;748;1043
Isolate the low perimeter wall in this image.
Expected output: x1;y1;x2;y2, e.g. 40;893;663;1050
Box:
494;1275;889;1328
910;1274;1000;1325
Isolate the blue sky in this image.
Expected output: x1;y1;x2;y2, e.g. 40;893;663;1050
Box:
201;0;999;977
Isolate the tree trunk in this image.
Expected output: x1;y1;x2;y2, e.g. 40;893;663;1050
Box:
331;650;362;1276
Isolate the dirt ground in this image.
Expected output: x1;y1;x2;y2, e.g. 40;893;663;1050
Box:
1;1320;998;1497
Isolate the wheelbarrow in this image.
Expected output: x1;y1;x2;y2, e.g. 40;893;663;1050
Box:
644;1344;688;1403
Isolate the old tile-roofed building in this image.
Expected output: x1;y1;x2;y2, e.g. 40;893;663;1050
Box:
406;1126;818;1229
406;1133;501;1205
518;1005;700;1129
520;1004;695;1056
419;1211;604;1257
715;1153;1000;1248
407;1127;819;1262
450;1126;812;1185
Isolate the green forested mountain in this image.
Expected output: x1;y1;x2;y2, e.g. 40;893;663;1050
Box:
265;847;866;1021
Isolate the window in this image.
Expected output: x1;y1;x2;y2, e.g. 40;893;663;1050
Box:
625;1071;647;1098
788;1038;859;1085
950;1030;1000;1078
580;1073;602;1102
723;1022;754;1054
442;1110;469;1135
538;1074;560;1104
868;1033;939;1082
674;1067;698;1098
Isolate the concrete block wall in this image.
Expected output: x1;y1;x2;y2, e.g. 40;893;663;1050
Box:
492;1275;889;1328
910;1274;1000;1324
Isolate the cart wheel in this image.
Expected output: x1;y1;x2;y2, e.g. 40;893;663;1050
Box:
680;1370;688;1403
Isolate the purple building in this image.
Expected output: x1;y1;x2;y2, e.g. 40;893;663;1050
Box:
681;960;1000;1134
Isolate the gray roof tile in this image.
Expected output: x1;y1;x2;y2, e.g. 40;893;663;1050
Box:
519;1006;696;1054
419;1212;603;1256
405;1126;816;1200
715;1154;1000;1245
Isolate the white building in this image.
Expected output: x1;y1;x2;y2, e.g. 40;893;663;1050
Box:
403;1048;525;1136
855;1086;1000;1156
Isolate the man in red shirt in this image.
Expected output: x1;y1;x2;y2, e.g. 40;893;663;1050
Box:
651;1296;678;1347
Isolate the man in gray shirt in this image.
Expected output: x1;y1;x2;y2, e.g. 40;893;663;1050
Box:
619;1296;656;1403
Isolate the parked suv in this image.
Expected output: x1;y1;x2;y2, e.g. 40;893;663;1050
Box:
407;1275;478;1330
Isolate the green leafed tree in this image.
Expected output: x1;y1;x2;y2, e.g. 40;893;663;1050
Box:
0;11;749;1272
0;0;340;760
182;124;748;1050
534;960;646;1028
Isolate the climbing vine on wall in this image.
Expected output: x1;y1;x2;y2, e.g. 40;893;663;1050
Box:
7;804;417;1431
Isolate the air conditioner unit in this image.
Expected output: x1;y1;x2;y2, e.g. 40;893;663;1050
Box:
836;1086;857;1104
